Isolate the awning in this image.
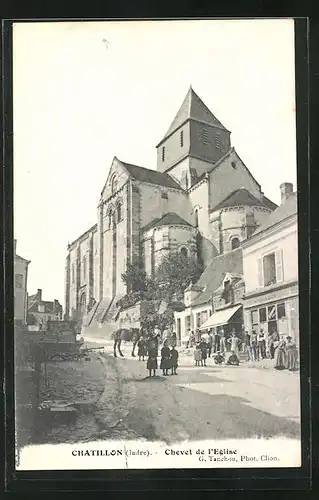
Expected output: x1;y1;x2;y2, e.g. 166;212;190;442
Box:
199;305;242;330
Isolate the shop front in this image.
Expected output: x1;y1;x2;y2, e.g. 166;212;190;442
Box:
243;281;299;345
199;304;243;338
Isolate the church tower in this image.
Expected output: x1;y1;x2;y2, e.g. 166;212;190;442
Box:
156;86;231;189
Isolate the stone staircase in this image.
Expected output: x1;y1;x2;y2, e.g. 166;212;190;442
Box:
89;297;112;328
82;301;100;327
101;295;123;324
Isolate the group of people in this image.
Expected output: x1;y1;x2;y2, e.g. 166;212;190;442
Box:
136;326;179;378
186;326;299;371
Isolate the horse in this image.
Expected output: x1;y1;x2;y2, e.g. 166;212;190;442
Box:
113;328;131;357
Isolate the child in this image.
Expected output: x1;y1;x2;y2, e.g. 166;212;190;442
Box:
194;343;202;366
170;345;179;375
137;335;147;361
160;340;171;376
227;350;240;366
214;351;225;365
146;340;158;377
199;338;208;367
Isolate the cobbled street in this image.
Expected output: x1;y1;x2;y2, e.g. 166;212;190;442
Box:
34;340;301;445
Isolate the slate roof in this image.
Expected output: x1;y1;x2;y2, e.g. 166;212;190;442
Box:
158;86;229;145
28;300;63;314
190;248;243;307
211;188;278;212
121;161;183;190
249;192;297;238
143;212;194;232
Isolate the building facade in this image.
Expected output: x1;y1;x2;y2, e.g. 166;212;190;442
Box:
27;288;63;330
64;87;278;333
14;239;30;325
242;184;299;345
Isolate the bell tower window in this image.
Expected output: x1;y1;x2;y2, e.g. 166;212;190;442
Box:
231;237;240;250
194;208;199;228
162;147;165;162
111;175;118;194
180;130;184;147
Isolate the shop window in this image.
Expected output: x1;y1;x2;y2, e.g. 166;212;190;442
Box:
277;303;286;319
185;315;191;332
267;305;276;321
196;312;201;328
201;310;208;325
251;309;258;326
15;274;23;289
231;237;240;250
259;307;267;322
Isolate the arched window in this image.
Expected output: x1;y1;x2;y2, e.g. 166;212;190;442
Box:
109;209;115;229
231;237;240;250
111;175;118;194
180;246;188;258
116;201;122;222
82;255;87;280
194;208;199;228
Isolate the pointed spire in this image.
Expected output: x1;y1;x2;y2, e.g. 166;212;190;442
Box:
160;87;228;142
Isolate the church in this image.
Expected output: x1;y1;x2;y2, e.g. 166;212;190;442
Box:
64;86;277;331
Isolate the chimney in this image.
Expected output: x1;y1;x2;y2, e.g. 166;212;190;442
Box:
14;239;17;255
280;182;293;205
37;289;42;301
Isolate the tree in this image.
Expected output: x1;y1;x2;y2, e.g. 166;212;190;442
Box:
154;252;203;302
121;263;151;294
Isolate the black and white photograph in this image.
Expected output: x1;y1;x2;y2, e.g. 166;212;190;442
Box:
13;19;301;470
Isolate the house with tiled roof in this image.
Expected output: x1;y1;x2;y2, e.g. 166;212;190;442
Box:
14;239;31;325
64;86;279;334
27;289;63;330
242;184;299;345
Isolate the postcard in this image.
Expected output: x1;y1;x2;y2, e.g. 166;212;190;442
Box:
13;18;301;471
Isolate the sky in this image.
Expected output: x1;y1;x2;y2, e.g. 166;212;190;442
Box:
13;19;297;306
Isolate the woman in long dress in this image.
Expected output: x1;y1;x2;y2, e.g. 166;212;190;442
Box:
146;338;158;377
285;336;298;371
160;340;171;376
274;336;287;370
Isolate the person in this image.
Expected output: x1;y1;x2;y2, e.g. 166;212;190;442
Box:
171;330;177;347
194;344;202;366
257;329;266;360
227;350;240;366
137;335;147;361
199;338;208;367
285;336;298;371
274;335;287;370
243;330;251;361
219;329;226;354
214;351;225;365
207;331;213;357
146;339;158;377
211;330;216;354
154;324;162;343
187;330;196;349
250;330;258;361
170;345;179;375
195;329;201;343
162;327;169;343
214;329;220;353
227;331;241;357
160;340;171;376
268;330;279;359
